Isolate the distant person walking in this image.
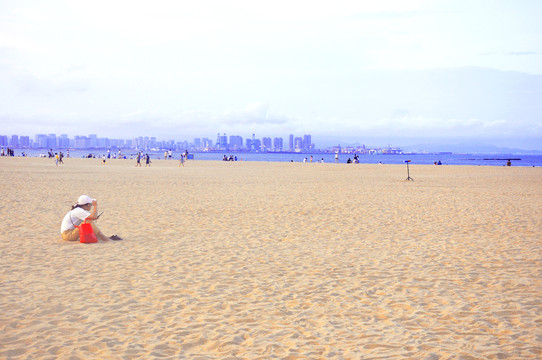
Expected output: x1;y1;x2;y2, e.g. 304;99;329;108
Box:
179;154;185;167
335;152;339;163
136;152;142;167
145;154;151;167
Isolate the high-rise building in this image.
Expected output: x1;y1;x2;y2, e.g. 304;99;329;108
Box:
0;135;8;147
75;136;90;149
133;136;146;149
88;134;98;148
289;134;294;151
294;137;303;151
252;139;261;152
110;139;125;148
47;134;57;149
35;134;47;148
10;135;19;147
59;134;70;148
303;134;312;151
217;133;228;149
229;135;243;150
262;137;272;151
273;137;283;151
98;138;110;148
19;136;30;147
202;138;212;148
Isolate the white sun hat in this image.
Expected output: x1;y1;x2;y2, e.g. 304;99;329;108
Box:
76;195;95;206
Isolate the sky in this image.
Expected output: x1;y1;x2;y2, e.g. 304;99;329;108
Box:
1;0;541;150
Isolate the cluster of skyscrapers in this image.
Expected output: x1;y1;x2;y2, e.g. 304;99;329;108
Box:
1;133;314;153
1;134;132;150
211;133;313;152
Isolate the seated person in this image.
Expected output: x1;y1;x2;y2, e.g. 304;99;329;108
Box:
60;195;122;242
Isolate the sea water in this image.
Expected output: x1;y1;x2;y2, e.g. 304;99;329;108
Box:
10;149;542;167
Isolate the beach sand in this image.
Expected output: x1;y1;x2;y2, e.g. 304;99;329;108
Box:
0;157;540;359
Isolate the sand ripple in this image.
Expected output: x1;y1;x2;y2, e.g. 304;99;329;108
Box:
1;158;541;359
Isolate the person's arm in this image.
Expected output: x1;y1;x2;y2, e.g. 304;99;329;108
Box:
86;200;99;220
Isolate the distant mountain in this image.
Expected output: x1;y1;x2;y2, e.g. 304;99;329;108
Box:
402;142;542;155
317;135;542;154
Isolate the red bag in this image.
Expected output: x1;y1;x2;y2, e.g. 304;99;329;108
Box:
78;220;98;243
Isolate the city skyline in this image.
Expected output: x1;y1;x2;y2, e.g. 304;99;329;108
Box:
0;132;316;153
3;129;542;154
1;1;541;151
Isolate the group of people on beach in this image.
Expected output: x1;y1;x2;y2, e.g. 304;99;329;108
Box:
346;155;360;164
24;147;192;166
302;156;325;163
134;150;189;167
135;152;151;167
223;155;238;161
178;151;189;166
1;147;15;156
55;152;65;165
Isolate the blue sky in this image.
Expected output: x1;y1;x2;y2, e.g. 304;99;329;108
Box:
1;0;541;150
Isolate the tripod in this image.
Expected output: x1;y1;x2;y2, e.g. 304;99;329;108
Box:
405;160;414;181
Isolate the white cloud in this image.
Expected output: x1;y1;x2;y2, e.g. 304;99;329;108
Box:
220;103;289;127
1;1;541;150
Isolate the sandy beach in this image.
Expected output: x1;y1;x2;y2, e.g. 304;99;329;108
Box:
0;156;540;359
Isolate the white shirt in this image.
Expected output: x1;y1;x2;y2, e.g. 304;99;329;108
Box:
60;207;91;233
